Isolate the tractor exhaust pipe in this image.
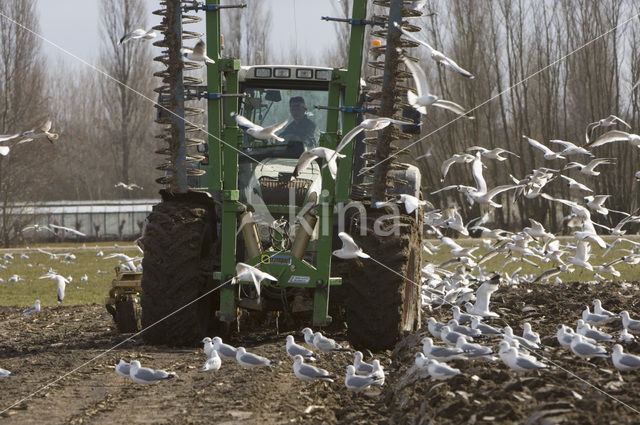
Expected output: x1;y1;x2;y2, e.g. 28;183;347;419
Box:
239;211;262;259
291;212;318;259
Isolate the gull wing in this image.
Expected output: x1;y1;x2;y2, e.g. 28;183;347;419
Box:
587;130;630;148
432;99;473;119
334;123;365;155
232;113;261;130
484;184;522;201
523;135;553;155
439;55;474;79
293;151;318;178
192;39;206;56
263;119;288;134
40;119;52;133
401;56;428;98
609;114;631;128
338;232;361;252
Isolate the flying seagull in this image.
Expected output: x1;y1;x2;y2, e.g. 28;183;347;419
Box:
233;262;277;298
394;22;474;79
183;39;215;63
328;117;408;163
402;56;474;118
585;115;631;143
231;112;287;141
332;232;369;259
293;147;344;180
17;119;58;144
118;28;157;45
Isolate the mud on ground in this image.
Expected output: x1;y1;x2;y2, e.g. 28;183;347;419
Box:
1;281;639;424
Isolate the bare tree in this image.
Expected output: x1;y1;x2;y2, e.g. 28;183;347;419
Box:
0;0;48;246
98;0;156;195
221;4;272;64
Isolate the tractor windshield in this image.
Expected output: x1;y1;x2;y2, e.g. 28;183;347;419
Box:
239;87;328;159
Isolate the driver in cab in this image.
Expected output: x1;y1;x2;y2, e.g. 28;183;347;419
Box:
279;96;317;148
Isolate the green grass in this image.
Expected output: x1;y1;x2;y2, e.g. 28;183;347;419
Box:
0;243;141;307
422;234;640;283
1;235;638;307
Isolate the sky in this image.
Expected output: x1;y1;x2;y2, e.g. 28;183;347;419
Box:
36;0;343;65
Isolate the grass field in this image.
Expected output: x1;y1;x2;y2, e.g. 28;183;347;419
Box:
0;243;141;307
0;235;638;308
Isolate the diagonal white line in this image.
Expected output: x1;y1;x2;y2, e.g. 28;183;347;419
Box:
361;12;640;177
366;254;640;414
0;250;284;415
0;10;270;171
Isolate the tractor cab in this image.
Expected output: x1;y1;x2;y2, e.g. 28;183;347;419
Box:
237;65;333;190
236;66;335;263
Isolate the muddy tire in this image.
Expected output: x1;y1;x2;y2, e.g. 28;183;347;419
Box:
345;206;422;351
115;295;141;333
141;192;219;346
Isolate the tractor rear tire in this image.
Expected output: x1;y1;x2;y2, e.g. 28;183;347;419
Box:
141;193;219;346
345;206;422;351
115;295;141;333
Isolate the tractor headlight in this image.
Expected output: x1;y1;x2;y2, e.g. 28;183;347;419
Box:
315;70;330;80
254;67;271;78
273;68;291;78
296;69;313;79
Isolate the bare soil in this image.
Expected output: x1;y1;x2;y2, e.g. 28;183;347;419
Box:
1;280;640;424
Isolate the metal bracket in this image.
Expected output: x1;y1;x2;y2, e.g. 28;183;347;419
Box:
321;16;386;27
194;92;248;101
183;3;247;12
315;105;378;114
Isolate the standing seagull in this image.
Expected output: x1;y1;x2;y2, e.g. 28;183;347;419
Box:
332;232;369;260
183;39;215;63
285;335;316;362
569;334;608;359
292;355;335;383
115;359;131;377
401;56;473;118
22;300;40;315
235;347;271;368
129;360;177;384
394;23;474;79
620;311;640;331
344;365;383;391
118;28;157;45
231;112;287;141
211;337;238;360
200;350;222;372
611;345;640;371
312;332;349;352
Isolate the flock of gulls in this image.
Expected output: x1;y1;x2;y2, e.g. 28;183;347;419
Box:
2;3;640;418
112;331;385;392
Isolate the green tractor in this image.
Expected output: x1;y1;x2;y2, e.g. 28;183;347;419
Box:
138;0;424;350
